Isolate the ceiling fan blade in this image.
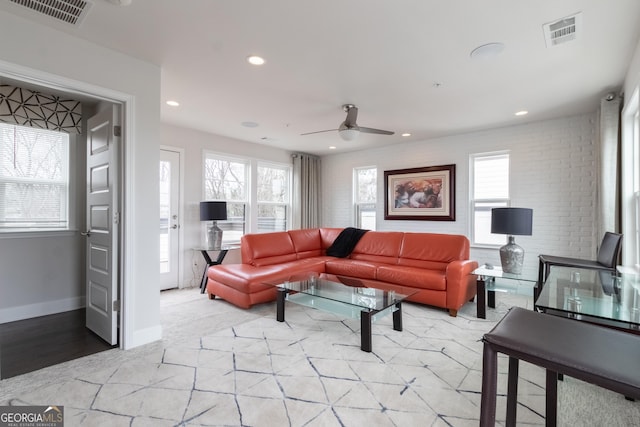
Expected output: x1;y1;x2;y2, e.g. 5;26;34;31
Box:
344;105;358;127
300;129;337;136
359;126;394;135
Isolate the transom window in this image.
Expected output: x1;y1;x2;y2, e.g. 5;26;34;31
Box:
0;123;70;231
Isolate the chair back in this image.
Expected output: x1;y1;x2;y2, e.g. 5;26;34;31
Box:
596;232;623;268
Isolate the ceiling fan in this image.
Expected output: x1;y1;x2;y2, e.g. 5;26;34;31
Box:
301;104;394;141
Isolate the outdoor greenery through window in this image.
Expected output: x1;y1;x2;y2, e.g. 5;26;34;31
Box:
470;153;510;245
354;167;376;230
0;123;70;231
204;154;248;243
204;152;291;243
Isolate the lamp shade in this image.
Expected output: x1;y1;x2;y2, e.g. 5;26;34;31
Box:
200;201;227;221
491;208;533;236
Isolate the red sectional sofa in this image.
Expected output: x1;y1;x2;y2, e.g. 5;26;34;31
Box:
206;228;479;316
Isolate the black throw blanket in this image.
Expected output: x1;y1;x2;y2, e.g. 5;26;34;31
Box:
326;227;368;258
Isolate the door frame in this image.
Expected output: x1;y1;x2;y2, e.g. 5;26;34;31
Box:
160;145;185;289
0;60;135;349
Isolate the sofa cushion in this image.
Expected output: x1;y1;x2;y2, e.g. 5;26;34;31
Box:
350;231;403;265
288;228;323;259
209;258;327;293
376;264;447;290
325;259;378;280
320;228;343;252
241;231;297;266
398;232;470;270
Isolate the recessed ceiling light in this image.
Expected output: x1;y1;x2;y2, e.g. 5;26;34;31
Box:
247;55;265;66
241;121;259;128
402;133;411;137
470;42;505;60
515;110;528;116
166;100;180;107
329;146;336;150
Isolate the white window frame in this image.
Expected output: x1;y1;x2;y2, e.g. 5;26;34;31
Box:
0;123;76;234
621;87;640;269
203;151;291;243
256;161;291;233
203;152;249;244
469;152;510;247
354;166;377;230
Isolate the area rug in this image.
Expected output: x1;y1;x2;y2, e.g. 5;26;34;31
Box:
1;291;639;426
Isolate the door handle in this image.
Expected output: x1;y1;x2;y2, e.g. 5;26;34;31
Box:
81;231;92;237
171;224;178;229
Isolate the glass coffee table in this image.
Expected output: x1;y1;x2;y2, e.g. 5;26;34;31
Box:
535;266;640;331
268;273;418;352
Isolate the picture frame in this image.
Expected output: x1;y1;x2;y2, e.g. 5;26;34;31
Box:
384;164;455;221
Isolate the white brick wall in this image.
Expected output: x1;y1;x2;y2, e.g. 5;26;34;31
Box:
321;113;598;277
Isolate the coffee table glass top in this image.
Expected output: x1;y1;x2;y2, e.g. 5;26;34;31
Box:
267;273;418;313
535;266;640;328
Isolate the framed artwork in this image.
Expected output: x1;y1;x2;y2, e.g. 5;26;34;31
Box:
384;164;455;221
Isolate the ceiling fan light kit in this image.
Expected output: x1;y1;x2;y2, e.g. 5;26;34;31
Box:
338;128;359;141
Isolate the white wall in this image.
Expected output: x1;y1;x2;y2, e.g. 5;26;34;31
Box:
322;113;598;278
0;12;161;348
161;123;292;287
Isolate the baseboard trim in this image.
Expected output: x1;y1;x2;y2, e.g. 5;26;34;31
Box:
128;325;162;349
0;296;85;324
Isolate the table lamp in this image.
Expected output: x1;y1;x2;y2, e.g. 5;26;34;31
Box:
200;201;227;250
491;207;533;274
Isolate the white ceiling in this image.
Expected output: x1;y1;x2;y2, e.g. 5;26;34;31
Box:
2;0;640;155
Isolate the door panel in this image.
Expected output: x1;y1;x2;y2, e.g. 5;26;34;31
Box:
159;149;181;290
85;106;120;345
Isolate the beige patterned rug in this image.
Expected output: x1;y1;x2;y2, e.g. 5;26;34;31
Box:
0;287;638;426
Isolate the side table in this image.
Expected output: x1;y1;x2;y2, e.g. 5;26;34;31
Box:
194;245;240;293
472;265;538;319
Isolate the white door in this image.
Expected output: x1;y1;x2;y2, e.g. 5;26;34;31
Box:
159;149;181;290
85;106;120;345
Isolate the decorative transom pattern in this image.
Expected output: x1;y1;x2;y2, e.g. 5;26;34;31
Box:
0;85;82;134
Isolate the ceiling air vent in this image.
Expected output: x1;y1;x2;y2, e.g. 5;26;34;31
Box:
8;0;92;26
543;12;582;47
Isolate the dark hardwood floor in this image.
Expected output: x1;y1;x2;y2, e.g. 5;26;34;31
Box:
0;309;116;379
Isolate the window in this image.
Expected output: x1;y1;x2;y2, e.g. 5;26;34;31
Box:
257;163;289;232
354;167;377;230
204;154;248;243
470;153;510;245
633;109;640;267
0;123;70;231
204;152;291;243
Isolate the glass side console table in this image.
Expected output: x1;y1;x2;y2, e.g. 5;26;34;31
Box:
194;245;241;293
472;265;538;319
535;266;640;331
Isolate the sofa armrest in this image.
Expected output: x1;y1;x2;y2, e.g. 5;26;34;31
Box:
445;259;479;311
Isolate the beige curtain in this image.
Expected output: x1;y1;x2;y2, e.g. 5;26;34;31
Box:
597;93;622;247
292;153;321;229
